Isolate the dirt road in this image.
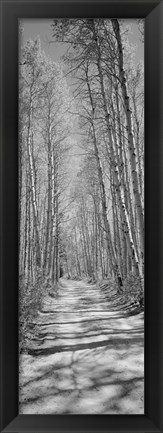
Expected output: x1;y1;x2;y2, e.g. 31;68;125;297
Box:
19;279;144;414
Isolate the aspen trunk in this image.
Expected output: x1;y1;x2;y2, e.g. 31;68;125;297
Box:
111;19;144;268
49;147;56;279
132;91;143;198
43;142;52;271
79;225;87;275
55;192;59;283
81;209;92;277
27;190;31;285
89;38;142;278
23;169;29;276
27;95;41;268
74;228;81;277
82;198;93;277
19;132;23;256
85;66;123;287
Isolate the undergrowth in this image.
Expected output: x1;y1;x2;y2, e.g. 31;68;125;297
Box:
99;273;144;314
19;273;59;353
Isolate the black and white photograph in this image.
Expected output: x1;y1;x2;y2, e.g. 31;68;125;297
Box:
19;18;144;415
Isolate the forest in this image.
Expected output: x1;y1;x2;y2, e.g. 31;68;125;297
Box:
19;19;144;414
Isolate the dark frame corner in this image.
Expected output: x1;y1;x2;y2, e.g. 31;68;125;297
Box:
0;1;163;432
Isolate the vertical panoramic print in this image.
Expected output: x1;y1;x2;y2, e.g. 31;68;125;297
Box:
19;18;144;414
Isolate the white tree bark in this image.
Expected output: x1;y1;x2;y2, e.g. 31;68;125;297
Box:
87;29;142;277
27;95;41;267
111;19;144;269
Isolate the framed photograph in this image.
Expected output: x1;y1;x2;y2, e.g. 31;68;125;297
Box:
0;0;162;432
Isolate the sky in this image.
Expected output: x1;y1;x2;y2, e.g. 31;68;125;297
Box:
20;19;144;65
19;19;144;211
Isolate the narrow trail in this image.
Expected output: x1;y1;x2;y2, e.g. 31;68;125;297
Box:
19;279;144;414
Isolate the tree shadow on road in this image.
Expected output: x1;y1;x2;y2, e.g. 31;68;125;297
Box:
20;328;144;414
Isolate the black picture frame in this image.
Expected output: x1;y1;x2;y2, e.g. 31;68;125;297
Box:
0;0;163;432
